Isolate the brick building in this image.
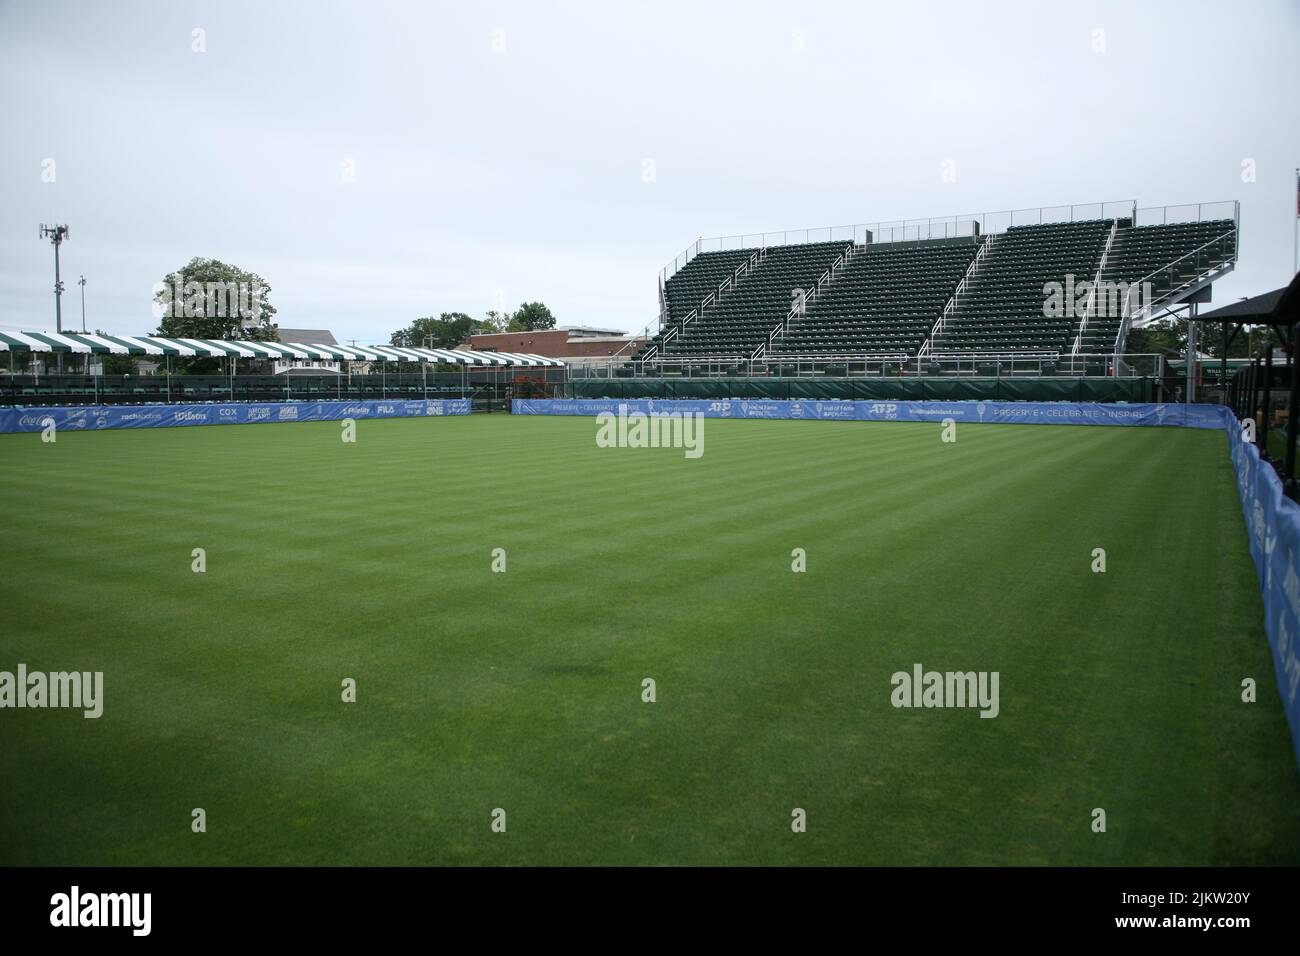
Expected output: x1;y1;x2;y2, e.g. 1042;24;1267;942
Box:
462;325;642;364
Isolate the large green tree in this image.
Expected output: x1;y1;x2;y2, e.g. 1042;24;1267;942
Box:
391;313;479;350
153;257;278;372
508;301;556;332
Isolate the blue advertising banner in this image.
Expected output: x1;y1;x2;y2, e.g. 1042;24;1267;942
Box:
512;397;1228;429
1229;420;1300;768
514;397;1300;766
0;398;470;433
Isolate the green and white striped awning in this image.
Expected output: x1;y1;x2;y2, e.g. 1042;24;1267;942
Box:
0;331;564;367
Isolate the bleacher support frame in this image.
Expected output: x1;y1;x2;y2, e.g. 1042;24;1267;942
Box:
1112;226;1240;358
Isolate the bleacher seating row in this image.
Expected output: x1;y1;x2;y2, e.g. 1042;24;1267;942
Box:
652;241;851;357
639;216;1238;362
776;237;976;355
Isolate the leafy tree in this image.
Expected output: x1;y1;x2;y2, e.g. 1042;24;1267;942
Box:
508;301;556;332
1126;318;1186;356
1129;317;1273;360
153;257;278;372
391;313;478;350
481;310;510;333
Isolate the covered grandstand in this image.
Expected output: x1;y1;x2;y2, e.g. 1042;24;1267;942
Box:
0;334;565;408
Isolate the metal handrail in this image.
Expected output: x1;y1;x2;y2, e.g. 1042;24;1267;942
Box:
609;323;655;361
1071;219;1119;356
751;243;857;361
1112;228;1238;357
918;232;993;358
645;247;765;361
677;247;764;331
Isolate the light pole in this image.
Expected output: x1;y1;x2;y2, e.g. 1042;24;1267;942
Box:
40;224;69;375
78;275;87;376
39;224;69;332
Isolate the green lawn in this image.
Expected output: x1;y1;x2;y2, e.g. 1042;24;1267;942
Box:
1;413;1297;865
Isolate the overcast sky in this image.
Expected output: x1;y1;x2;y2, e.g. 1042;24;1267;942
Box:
1;0;1297;344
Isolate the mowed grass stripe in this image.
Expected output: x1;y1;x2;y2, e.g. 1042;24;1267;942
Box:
0;415;1296;865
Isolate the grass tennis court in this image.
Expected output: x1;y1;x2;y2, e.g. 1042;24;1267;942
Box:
1;413;1297;865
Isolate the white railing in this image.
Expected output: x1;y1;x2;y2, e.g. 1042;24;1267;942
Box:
918;233;993;357
1070;219;1120;356
659;199;1144;282
752;243;858;361
656;199;1240;286
1111;228;1239;357
644;247;765;361
1133;200;1239;228
610;322;656;361
569;352;1162;380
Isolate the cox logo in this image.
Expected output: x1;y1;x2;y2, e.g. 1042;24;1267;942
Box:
219;408;238;418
